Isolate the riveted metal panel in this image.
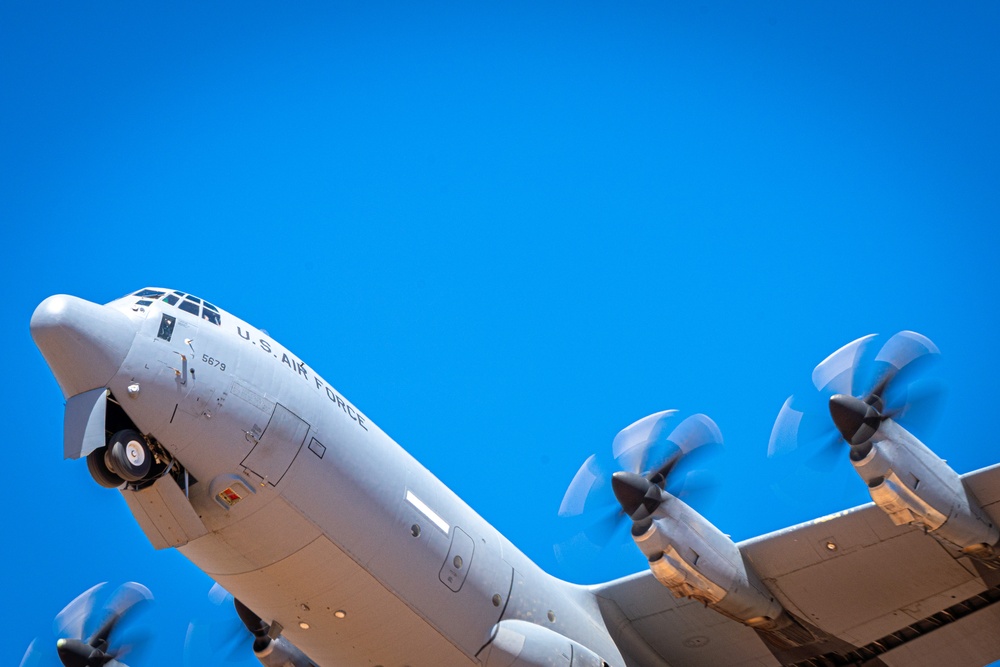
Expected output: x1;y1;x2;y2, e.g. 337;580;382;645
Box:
241;404;309;486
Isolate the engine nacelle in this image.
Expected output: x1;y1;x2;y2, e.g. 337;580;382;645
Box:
480;620;607;667
633;495;788;632
254;635;316;667
852;420;999;557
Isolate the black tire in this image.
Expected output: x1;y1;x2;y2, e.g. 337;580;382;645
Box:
87;446;125;488
107;429;153;482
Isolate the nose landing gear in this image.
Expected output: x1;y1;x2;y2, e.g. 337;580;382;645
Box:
87;429;157;488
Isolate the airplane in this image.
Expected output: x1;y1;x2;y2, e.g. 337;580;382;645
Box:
28;288;1000;667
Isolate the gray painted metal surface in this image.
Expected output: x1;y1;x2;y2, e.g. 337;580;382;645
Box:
31;289;1000;667
62;387;107;460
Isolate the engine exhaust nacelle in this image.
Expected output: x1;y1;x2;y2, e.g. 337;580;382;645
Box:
254;635;316;667
633;494;799;636
852;420;999;558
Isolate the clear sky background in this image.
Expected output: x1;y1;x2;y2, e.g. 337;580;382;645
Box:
5;2;1000;665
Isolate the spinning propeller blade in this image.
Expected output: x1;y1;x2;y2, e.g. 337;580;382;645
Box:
770;331;944;462
21;582;152;667
558;411;723;552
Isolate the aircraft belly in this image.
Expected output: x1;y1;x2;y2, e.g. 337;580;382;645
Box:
205;535;477;667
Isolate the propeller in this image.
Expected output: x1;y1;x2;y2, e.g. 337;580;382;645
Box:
769;330;945;464
20;582;153;667
183;583;271;666
558;410;723;549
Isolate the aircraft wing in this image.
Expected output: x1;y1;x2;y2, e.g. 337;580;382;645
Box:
592;463;1000;667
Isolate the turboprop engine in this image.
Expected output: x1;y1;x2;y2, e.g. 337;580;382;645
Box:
771;331;1000;562
612;471;787;630
234;599;318;667
832;396;999;559
561;412;812;646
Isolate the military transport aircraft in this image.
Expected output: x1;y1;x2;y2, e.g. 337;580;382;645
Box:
28;289;1000;666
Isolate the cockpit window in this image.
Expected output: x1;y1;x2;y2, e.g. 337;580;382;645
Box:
131;288;222;326
178;299;200;315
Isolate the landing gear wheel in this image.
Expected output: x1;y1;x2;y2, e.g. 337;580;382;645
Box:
87;446;125;488
107;429;153;482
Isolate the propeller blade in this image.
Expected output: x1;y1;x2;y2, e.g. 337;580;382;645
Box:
803;429;847;472
772;330;943;462
662;440;722;502
19;638;60;667
23;583;152;667
649;414;722;485
888;376;946;422
811;334;877;395
53;583;107;641
183;583;257;666
558;454;608;518
579;504;628;547
611;410;678;475
874;330;940;370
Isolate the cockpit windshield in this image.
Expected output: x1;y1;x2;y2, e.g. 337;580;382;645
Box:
130;288;222;325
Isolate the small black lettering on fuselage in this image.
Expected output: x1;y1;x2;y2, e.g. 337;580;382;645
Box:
235;325;368;431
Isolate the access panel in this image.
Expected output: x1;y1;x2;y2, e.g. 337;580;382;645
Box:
241;404;310;486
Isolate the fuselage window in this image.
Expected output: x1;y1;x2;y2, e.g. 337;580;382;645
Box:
134;289;165;299
202;309;221;325
157;314;176;341
179;299;200;315
162;293;179;305
136;299;153;307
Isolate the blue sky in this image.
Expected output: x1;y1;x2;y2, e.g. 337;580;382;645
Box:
5;2;1000;665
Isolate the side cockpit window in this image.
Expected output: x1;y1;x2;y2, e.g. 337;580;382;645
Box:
202;302;221;325
132;288;222;326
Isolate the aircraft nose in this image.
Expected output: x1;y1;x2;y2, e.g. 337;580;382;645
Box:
30;294;136;398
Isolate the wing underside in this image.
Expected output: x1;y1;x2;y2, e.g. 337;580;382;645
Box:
593;464;1000;667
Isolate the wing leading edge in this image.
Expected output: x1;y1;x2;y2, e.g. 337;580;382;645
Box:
592;463;1000;667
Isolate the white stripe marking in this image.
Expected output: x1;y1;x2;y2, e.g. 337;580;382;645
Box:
405;490;450;534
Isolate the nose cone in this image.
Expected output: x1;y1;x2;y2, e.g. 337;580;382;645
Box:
31;295;136;398
829;394;881;446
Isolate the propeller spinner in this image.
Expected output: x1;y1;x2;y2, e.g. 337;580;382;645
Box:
559;411;723;545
